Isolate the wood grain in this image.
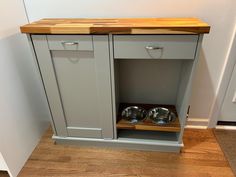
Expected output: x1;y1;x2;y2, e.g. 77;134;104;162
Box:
18;127;234;177
20;18;210;34
0;171;9;177
117;103;181;132
117;119;181;132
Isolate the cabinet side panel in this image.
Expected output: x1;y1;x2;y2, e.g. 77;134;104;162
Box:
176;34;203;143
93;35;114;139
176;61;194;124
32;35;67;137
27;34;57;135
109;34;118;139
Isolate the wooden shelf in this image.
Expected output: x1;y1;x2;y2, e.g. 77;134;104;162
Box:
117;103;181;132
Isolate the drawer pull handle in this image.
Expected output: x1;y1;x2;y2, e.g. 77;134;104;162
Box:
61;41;79;45
145;46;163;50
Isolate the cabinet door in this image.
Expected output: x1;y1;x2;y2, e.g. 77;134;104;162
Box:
32;35;113;139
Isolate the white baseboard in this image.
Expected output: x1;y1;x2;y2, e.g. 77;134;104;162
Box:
185;118;236;130
185;125;208;129
215;125;236;130
186;118;209;127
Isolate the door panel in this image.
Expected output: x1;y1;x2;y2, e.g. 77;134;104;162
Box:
32;35;113;139
52;50;101;129
67;127;102;138
32;35;67;136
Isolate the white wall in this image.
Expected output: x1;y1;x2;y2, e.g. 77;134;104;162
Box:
0;0;50;176
0;153;8;171
23;0;236;123
218;31;236;122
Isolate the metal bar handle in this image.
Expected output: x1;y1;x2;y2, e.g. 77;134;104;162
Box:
145;46;163;50
61;41;79;45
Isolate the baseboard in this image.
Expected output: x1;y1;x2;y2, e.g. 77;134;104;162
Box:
215;125;236;130
217;121;236;126
53;135;182;152
215;121;236;130
185;119;236;130
186;118;209;128
187;118;209;125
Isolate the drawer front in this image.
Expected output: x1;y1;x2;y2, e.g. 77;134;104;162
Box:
47;35;93;51
113;35;198;59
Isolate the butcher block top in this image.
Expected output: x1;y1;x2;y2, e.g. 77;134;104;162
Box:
20;18;210;34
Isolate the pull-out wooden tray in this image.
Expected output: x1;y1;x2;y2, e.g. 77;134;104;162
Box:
117;103;181;132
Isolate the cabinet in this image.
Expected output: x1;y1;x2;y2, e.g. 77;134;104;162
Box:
21;18;210;152
32;35;113;139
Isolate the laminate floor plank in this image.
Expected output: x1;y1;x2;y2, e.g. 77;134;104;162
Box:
18;128;234;177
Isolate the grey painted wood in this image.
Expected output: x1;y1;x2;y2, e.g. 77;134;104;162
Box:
31;33;204;151
27;34;57;135
176;61;194;124
118;130;178;142
51;50;103;137
176;61;194;143
67;127;102;138
92;35;114;139
114;60;120;115
33;34;113;139
117;59;183;105
32;35;67;136
112;34;203;145
176;34;203;143
47;35;93;51
53;135;182;152
113;35;198;59
108;34;118;139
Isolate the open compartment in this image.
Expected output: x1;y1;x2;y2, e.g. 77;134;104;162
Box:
117;103;180;132
118;129;178;143
112;58;194;142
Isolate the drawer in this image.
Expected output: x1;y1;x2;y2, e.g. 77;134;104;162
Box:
47;35;93;51
113;35;198;59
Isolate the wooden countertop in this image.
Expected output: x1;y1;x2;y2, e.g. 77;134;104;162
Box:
20;18;210;34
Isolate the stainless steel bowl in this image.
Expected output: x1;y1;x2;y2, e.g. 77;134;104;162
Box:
148;107;176;125
121;106;147;123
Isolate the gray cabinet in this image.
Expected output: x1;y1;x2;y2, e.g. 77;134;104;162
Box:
29;33;204;152
21;17;209;152
32;35;113;139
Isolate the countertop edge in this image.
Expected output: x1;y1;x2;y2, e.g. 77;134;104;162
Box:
20;18;211;35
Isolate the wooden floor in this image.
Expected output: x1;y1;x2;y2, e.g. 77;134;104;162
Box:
0;171;10;177
18;127;234;177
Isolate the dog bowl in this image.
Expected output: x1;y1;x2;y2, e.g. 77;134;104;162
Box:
148;107;176;125
121;106;147;123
